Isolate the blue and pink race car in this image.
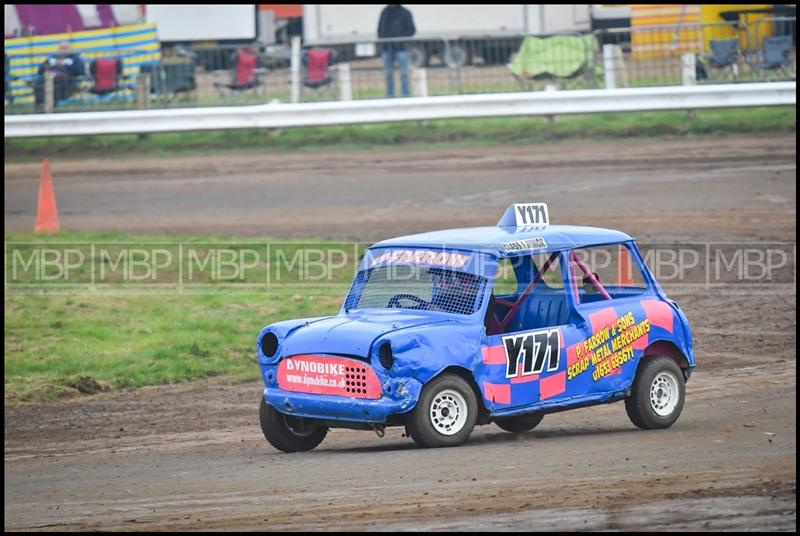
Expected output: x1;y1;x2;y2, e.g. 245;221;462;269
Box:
257;203;694;451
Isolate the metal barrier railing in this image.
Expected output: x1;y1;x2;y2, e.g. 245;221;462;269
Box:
4;18;795;114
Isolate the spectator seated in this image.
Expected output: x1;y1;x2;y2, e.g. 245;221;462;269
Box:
5;23;161;108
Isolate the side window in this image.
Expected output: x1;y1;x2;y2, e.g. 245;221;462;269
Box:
569;244;648;304
493;257;518;296
493;254;563;296
532;252;564;289
487;252;568;335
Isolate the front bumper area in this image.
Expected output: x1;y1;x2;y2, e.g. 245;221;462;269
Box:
262;373;424;423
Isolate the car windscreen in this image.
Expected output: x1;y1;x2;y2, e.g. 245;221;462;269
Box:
344;265;487;316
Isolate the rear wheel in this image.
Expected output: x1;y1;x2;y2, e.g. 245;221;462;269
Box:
625;356;685;429
495;412;544;433
259;398;328;453
406;374;478;448
443;41;470;68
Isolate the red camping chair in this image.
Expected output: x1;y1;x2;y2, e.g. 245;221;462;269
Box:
302;48;337;99
214;47;265;95
90;57;122;95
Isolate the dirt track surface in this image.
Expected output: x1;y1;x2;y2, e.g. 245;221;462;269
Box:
4;135;797;240
4;135;797;530
4;364;796;531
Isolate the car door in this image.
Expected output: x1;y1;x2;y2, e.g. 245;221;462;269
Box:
476;252;585;414
560;242;655;400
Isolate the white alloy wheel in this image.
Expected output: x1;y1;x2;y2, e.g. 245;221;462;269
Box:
429;388;468;436
650;371;681;417
625;356;686;430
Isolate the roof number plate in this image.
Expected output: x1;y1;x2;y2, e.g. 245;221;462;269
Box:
514;203;549;227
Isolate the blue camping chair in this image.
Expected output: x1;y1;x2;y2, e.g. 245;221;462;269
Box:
706;38;740;79
760;35;794;79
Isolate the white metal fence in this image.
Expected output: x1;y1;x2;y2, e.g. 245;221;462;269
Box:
5;18;795;114
5;82;795;138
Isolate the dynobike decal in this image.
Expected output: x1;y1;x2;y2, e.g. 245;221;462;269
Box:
503;328;561;379
277;355;382;399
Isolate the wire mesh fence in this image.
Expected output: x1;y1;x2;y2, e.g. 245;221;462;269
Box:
596;19;796;88
4;18;795;115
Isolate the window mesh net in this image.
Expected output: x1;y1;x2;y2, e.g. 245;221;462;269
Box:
345;266;486;315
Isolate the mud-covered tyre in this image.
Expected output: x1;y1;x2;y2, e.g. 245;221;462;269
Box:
259;398;328;453
625;356;685;429
495;412;544;433
406;374;478;448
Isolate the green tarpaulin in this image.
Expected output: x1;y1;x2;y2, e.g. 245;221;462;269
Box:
507;34;601;80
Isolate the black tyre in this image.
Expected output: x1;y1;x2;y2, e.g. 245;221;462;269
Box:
259;398;328;453
480;43;515;65
406;374;478;448
443;41;470;68
625;356;685;429
495;412;544;433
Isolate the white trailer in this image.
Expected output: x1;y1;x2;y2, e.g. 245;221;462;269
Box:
144;5;257;43
302;4;596;67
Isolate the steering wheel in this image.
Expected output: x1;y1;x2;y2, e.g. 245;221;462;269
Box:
387;293;429;310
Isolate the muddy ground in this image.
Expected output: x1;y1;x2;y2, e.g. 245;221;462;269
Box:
4;135;797;531
4;135;796;241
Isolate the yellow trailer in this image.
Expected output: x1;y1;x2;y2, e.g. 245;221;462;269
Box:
630;4;774;59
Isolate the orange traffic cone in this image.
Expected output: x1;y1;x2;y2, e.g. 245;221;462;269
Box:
34;159;60;234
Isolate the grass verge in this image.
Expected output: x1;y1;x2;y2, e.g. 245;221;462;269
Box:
5;106;795;162
5;231;359;403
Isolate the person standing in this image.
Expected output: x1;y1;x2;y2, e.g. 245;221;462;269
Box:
377;4;416;98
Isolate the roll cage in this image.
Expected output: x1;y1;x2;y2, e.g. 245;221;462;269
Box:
487;242;653;335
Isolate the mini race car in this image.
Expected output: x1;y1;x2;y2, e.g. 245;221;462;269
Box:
257;203;694;452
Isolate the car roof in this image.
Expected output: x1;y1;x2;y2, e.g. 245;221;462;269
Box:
372;224;634;257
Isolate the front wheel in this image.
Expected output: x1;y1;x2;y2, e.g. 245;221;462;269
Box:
495;412;544;433
625;356;685;429
406;374;478;448
259;398;328;453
